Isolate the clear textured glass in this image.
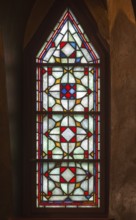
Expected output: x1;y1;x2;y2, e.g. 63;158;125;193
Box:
36;162;100;208
36;9;100;64
36;66;101;112
35;8;101;209
36;114;100;160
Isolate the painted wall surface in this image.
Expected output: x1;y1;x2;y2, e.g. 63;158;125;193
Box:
0;0;136;220
108;1;136;220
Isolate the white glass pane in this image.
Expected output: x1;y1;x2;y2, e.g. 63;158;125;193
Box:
68;58;75;63
74;147;84;155
43;48;55;61
50;168;60;175
61;100;68;110
89;116;93;132
48;119;55;129
81;119;88;129
52;71;63;78
73;33;82;47
69;21;76;34
53;50;60;57
77;127;86;134
89;93;93;111
54;33;63;47
43;136;48;150
43;93;47;110
49;96;55;107
89;178;93;194
89;137;93;154
49;75;55;86
68;184;75;193
43;176;47;193
81;97;88;107
69;100;75;110
61;116;68;126
62;32;68;41
73;154;84;159
49;56;55;63
76;92;87;99
74;104;84;111
50;127;60;134
62;43;75;57
50;91;60;99
81;57;87;63
50;84;60;91
76;84;86;91
49;180;55;191
81;48;92;62
43;73;48;90
81;76;88;86
52;155;63;159
76;50;83;57
81;140;88;150
69;116;76;126
74;72;84;78
52;104;63;111
49;134;60;142
61;73;68;83
60;22;68;35
48;139;55;150
69;73;75;83
76;135;86;141
76;175;86;182
52;114;63;121
89;72;94;90
50;175;60;182
74;115;84;122
68;32;75;42
52;188;63;195
61;184;68;194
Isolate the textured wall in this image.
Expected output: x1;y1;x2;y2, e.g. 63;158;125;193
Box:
0;1;35;218
0;0;136;219
108;1;136;220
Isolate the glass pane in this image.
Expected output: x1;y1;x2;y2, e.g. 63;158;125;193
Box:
36;9;100;64
36;162;100;208
36;114;100;160
36;66;100;112
35;8;101;210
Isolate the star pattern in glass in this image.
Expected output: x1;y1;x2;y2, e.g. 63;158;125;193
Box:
36;9;100;208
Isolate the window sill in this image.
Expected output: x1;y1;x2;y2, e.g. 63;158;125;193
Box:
10;217;115;220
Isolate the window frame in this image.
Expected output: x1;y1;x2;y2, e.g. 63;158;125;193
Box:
23;0;110;218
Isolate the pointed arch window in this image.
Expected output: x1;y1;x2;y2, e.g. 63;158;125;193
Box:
24;1;110;219
36;8;100;208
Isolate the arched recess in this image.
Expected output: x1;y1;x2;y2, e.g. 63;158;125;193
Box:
24;0;109;47
23;0;111;219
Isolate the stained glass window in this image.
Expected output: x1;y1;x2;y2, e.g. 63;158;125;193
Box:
36;9;100;208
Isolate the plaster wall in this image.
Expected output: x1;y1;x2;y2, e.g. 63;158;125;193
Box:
108;0;136;220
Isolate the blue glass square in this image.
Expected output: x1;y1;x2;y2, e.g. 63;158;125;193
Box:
69;88;75;94
61;88;67;94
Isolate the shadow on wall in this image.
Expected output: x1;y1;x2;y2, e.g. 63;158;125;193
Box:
110;10;136;220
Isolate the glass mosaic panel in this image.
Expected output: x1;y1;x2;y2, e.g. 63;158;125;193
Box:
36;9;100;64
36;66;100;112
36;162;100;208
36;114;100;160
35;9;101;209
